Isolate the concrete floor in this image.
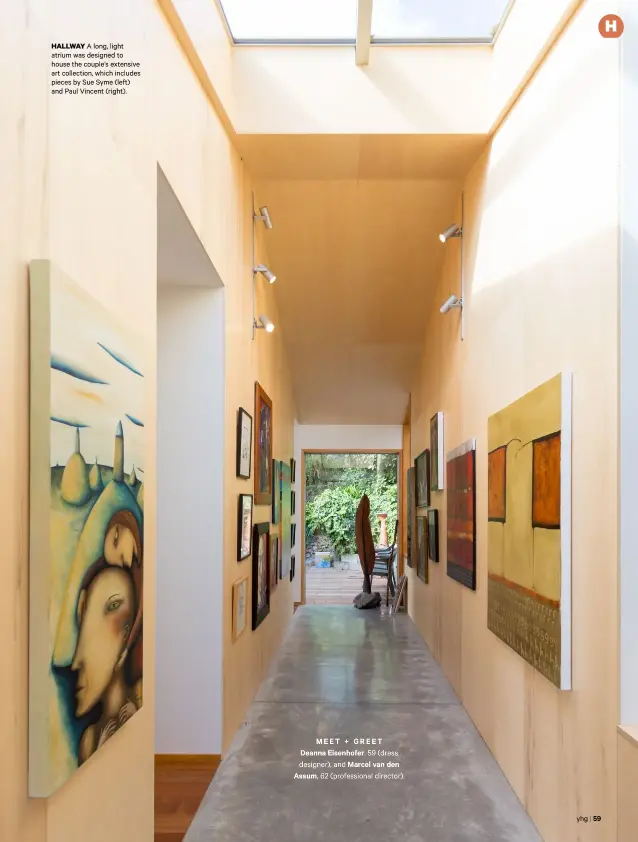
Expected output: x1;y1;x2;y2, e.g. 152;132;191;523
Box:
185;606;542;842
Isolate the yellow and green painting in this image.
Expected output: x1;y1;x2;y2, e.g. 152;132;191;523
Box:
487;373;572;690
29;261;145;796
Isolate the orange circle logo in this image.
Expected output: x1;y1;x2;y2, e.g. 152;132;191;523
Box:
599;14;624;37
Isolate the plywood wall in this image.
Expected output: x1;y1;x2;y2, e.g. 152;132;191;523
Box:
407;6;620;842
1;1;295;841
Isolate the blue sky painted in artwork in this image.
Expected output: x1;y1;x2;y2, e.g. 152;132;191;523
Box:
125;413;144;427
98;342;144;377
51;353;109;385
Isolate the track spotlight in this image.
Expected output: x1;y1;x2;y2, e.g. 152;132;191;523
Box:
254;206;273;229
254;315;275;333
440;294;463;314
254;264;276;284
439;223;462;243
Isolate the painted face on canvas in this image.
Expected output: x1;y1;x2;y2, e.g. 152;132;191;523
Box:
103;521;139;568
71;567;135;716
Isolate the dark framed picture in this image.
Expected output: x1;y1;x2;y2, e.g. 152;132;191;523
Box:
446;439;477;591
254;382;273;505
237;494;253;561
291;523;296;547
406;467;415;568
291;489;296;515
415;449;431;508
416;515;428;583
290;457;296;483
270;535;279;590
427;509;439;562
290;555;295;582
430;412;444;491
272;459;281;524
252;522;270;629
236;407;252;479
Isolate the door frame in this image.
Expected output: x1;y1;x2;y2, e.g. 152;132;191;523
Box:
300;448;403;605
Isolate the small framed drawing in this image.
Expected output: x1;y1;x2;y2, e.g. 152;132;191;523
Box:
270;535;279;590
237;494;253;561
427;509;439;562
272;459;281;524
252;522;271;630
254;383;273;505
290;555;295;582
291;457;296;483
232;576;249;641
291;523;296;547
416;515;428;583
430;412;444;491
415;449;431;508
236;408;252;479
291;490;296;516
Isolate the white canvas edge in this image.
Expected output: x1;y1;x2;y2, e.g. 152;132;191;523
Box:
560;371;573;690
446;436;476;462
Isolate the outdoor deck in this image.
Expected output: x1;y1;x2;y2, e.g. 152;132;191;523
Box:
304;562;393;606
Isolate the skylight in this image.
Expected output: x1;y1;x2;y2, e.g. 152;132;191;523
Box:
218;0;512;44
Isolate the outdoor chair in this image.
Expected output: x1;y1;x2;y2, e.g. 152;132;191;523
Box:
371;519;398;606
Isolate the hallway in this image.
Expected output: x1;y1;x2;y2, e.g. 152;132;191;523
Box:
185;607;541;841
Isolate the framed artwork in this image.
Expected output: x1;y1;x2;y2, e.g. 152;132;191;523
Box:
270;535;279;590
446;439;476;591
291;523;296;547
28;260;145;796
430;412;444;491
415;449;430;508
290;555;296;582
254;383;273;505
406;467;415;568
392;575;407;613
427;509;439;562
290;457;296;483
280;462;292;578
416;516;428;583
236;408;252;479
237;494;253;561
232;576;249;641
487;374;572;689
272;459;281;524
291;489;296;515
252;522;270;629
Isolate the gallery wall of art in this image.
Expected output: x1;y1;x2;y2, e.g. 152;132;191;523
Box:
1;2;295;842
406;6;620;842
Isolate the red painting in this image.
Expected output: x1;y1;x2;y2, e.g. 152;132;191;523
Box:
446;440;476;590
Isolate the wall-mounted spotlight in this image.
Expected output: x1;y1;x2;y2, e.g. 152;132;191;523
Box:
254;264;276;284
439;223;462;243
440;294;463;314
254;206;273;229
254;315;275;333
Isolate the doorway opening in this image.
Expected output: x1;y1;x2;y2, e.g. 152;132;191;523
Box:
302;451;400;605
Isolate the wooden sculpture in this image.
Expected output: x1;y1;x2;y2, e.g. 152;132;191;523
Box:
355;494;375;594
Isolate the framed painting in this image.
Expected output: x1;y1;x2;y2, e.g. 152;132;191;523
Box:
392;574;407;613
406;467;415;568
416;515;428;583
430;412;444;491
270;535;279;590
29;260;145;796
254;383;273;505
252;522;270;629
290;457;296;483
272;459;281;524
487;373;572;689
427;509;439;562
291;490;296;516
415;449;430;508
238;494;253;561
281;462;292;579
291;523;296;548
446;439;476;591
232;576;249;641
236;407;252;479
290;555;296;582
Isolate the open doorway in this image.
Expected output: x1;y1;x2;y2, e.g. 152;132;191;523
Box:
302;451;400;605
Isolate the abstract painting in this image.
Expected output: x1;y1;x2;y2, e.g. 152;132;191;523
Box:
427;509;439;562
270;535;279;590
416;516;428;583
281;461;292;579
430;412;444;491
406;467;415;568
252;522;270;629
232;576;248;641
238;494;253;561
236;407;252;479
29;260;145;797
254;383;273;505
487;374;572;689
272;459;281;524
415;449;430;508
446;439;476;590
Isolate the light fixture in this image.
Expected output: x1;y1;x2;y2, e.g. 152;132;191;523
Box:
440;294;462;314
254;206;273;229
254;315;275;333
439;223;462;243
254;264;276;284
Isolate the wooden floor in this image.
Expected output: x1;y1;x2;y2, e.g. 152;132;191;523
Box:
304;564;366;605
155;755;220;842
